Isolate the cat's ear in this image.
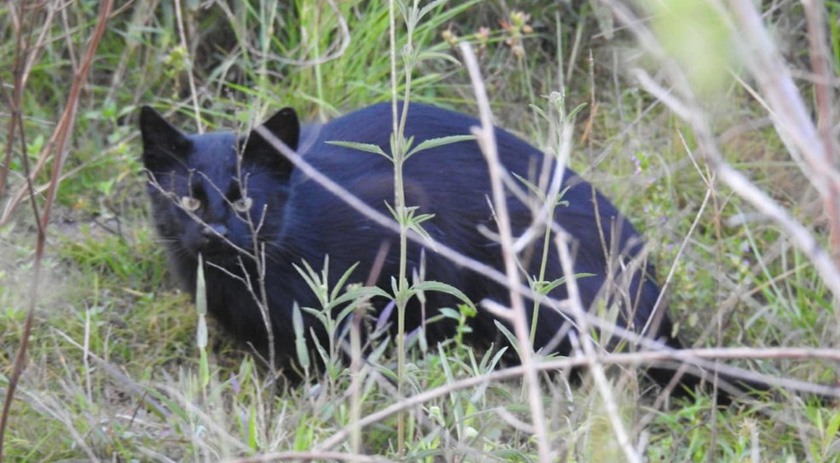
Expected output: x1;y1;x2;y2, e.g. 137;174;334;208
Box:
139;106;191;173
242;107;299;177
255;107;300;152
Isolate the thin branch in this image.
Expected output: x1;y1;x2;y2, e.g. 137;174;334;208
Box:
0;3;114;462
225;451;395;463
598;0;840;302
728;0;840;287
458;41;552;463
173;0;202;133
316;346;840;451
556;233;642;463
802;0;840;266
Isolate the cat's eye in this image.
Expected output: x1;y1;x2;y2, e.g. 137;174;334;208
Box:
180;196;201;211
233;197;253;212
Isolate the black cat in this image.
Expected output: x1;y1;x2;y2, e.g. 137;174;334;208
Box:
139;102;716;396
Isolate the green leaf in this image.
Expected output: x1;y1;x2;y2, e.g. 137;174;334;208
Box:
412;281;475;311
827;410;840;441
528;103;548;121
366;335;391;364
390;276;399;298
326;140;391;160
418;326;428;353
293;261;319;297
292;303;310;370
459;303;477;318
512;173;545;201
301;304;327;325
417;0;448;22
438;307;461;319
199;348;210;388
478;346;509;373
512;173;572;207
308;327;330;371
407;221;435;244
416;50;461;66
294;259;331;307
406;134;476;159
248;404;258;450
330;261;360;302
535;273;595;295
238;357;252;388
195;253;207;317
567;102;588;120
196;315;208;350
144;387;187;421
195;254;209;378
384;201;400;224
328;285;391;311
437;343;456;384
493;320;521;358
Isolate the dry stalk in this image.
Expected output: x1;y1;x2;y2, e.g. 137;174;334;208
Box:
0;2;57;198
173;0;202;132
0;3;26;197
555;233;642;463
225;451;395;463
457;41;552;463
314;346;840;452
597;0;840;304
727;0;840;285
802;0;839;266
0;2;114;461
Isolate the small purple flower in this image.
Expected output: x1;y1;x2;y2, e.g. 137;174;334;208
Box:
631;153;642;174
230;372;240;394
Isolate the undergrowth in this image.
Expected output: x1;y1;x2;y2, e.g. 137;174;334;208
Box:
1;1;838;462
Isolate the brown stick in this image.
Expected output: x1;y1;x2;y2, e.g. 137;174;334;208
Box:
0;1;114;461
0;2;25;197
39;0;115;229
0;3;57;221
314;346;840;453
0;2;43;459
803;0;840;268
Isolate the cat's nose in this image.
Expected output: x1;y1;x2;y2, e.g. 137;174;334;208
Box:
202;224;228;239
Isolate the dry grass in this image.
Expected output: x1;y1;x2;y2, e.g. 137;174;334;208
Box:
1;1;839;462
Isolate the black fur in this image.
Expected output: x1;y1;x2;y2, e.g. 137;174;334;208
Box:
140;103;715;396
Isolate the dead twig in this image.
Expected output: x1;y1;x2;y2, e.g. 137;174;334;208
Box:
458;41;553;463
802;0;839;267
556;232;642;463
225;451;394;463
0;2;114;461
315;346;840;452
597;0;840;305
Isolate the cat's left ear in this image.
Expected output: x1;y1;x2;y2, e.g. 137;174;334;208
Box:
243;107;299;176
139;105;192;175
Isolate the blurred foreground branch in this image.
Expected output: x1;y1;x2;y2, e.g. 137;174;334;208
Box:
0;1;114;461
597;0;840;306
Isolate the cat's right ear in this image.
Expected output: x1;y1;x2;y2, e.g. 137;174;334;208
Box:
242;107;300;177
139;106;190;173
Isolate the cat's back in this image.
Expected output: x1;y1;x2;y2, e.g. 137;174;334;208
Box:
294;102;548;196
286;103;641;283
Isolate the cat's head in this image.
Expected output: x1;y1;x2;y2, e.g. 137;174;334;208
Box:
139;106;300;266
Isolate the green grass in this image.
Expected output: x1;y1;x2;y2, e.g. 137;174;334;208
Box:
1;0;839;462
